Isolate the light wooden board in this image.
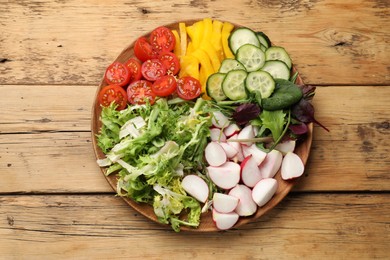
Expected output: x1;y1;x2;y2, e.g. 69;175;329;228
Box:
0;194;388;259
0;0;389;85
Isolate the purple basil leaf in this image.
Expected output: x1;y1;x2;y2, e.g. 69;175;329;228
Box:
232;103;261;125
292;99;329;132
289;122;308;135
299;84;316;99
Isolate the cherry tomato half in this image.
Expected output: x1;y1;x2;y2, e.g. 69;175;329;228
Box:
158;51;180;75
104;62;131;87
134;37;158;62
141;59;167;81
149;26;176;54
152;75;177;97
125;58;142;83
127;80;156;105
98;85;128;110
176;76;202;100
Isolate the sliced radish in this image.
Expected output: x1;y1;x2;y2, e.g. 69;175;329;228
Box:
252;178;278;207
212;193;239;213
227;134;244;162
211;111;230;129
281;152;305;180
237;125;255;146
207;162;241;190
260;149;283;178
212;208;239;230
275;140;296;155
229;184;257;216
205;141;227;167
181;175;209;203
210;128;227;142
224;123;241;137
242;144;267;165
240;155;262;188
219;142;238;159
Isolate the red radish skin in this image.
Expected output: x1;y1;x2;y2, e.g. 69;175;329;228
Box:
281;152;305;180
237;125;255;146
229;184;257;216
252;178;278;207
219;142;239;159
224;123;241;137
211;111;230;129
205;141;227;167
212;209;239;230
210;128;227;142
240;155;263;188
181;175;209;203
260;149;283;178
213;193;239;213
242;144;267;165
275;140;296;155
207;162;241;190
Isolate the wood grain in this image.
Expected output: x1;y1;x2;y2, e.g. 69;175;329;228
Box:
0;0;389;86
1;194;388;259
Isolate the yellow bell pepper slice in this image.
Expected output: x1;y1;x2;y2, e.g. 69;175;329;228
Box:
192;20;204;49
198;65;211;100
171;29;181;57
191;48;214;78
200;41;221;72
211;20;224;61
179;22;187;57
179;55;199;80
221;22;235;58
202;18;213;42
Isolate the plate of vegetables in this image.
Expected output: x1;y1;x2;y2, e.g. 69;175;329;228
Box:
92;18;324;232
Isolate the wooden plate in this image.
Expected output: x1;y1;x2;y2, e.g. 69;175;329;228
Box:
91;20;313;232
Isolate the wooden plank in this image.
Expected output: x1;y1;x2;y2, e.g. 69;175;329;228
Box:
0;194;388;259
0;0;389;85
0;86;389;192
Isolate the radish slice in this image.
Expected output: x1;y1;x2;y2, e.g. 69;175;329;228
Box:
212;209;239;230
213;193;239;213
210;128;227;142
281;152;304;180
229;184;257;216
260;149;283;178
275;140;296;155
241;155;262;188
219;142;238;159
211;111;230;128
252;178;278;207
242;144;267;165
207;162;241;190
237;125;255;146
181;175;209;203
205;141;227;167
224;123;241;137
227;134;244;162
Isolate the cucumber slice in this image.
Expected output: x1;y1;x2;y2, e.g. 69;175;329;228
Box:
206;73;227;101
256;31;271;49
222;70;248;100
261;60;290;80
245;71;275;98
236;44;266;72
265;46;292;69
219;58;245;73
228;27;261;54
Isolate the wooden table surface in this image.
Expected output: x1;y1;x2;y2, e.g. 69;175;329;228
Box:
1;0;389;259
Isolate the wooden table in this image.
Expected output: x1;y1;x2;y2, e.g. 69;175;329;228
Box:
1;1;389;259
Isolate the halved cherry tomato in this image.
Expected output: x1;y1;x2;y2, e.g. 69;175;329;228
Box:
134;37;157;62
141;59;167;81
158;51;180;75
149;26;176;54
176;76;202;100
125;58;142;83
152;75;177;97
104;62;131;87
98;85;128;110
127;80;156;105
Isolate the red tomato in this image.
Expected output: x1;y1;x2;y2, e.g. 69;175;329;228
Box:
158;51;180;75
127;80;156;105
141;59;167;81
98;85;128;110
149;26;176;54
134;37;157;62
125;58;142;83
104;62;131;87
176;76;202;100
152;75;177;97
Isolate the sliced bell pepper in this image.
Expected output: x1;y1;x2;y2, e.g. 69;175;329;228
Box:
221;22;235;59
171;29;181;57
211;20;224;61
179;22;187;57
